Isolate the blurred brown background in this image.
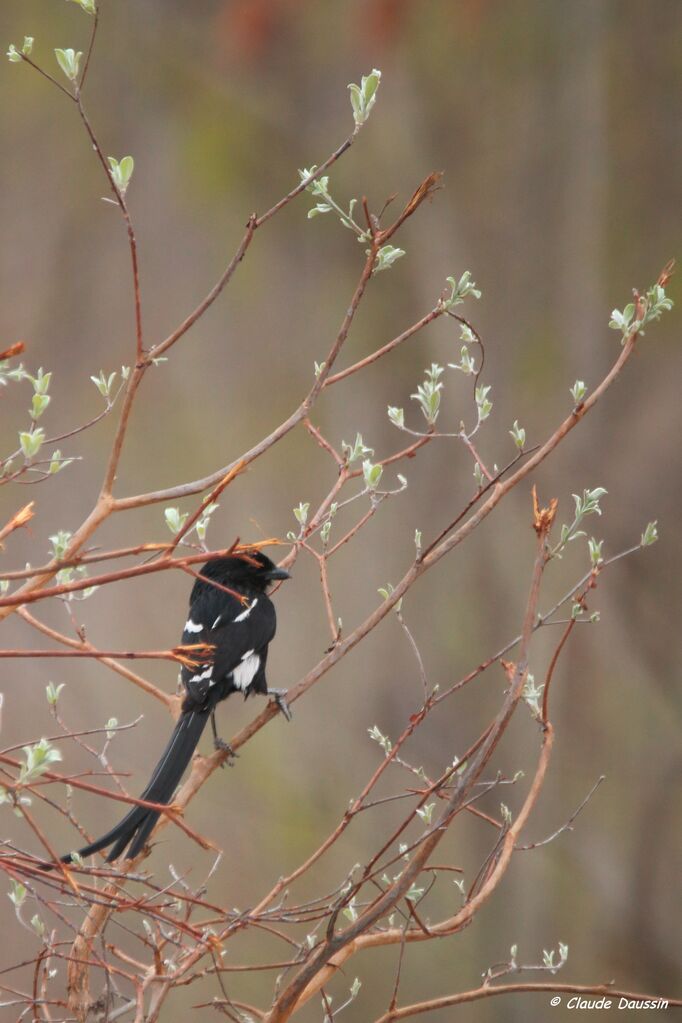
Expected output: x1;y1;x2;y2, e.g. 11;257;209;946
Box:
1;1;680;1019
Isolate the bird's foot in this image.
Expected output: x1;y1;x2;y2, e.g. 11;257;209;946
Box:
267;688;292;721
213;737;238;766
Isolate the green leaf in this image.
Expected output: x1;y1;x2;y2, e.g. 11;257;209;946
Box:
641;521;658;547
164;507;188;534
475;384;493;422
416;802;435;824
348;83;363;124
195;502;218;542
49;449;74;474
90;369;116;399
293;502;309;526
570;380;587;404
31;393;50;419
107;156;134;196
373;244;405;274
19;428;45;459
32;368;52;395
377;582;402;613
348;68;382;126
49;530;72;559
54;47;81;81
411;364;444;425
362;459;383;490
46;682;66;706
588;537;604;567
448;343;476;375
68;0;97;14
342;433;373;464
19;738;62;784
307;203;332;218
442;270;482;309
8;881;27;908
509;420;525;449
387;406;404;429
342;897;358;922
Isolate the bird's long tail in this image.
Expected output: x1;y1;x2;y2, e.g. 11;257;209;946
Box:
61;708;210;864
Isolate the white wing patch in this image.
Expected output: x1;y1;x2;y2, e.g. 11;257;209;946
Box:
188;666;214;691
184;619;204;634
234;597;258;623
212;597;258;630
232;650;260;692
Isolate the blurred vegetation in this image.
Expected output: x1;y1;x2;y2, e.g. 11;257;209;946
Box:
0;1;680;1019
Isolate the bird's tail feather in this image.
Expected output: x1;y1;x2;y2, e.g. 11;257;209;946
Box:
61;708;210;864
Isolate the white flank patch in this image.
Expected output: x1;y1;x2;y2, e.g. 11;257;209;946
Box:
212;614;222;629
190;666;212;683
232;650;260;692
184;619;203;634
234;598;258;623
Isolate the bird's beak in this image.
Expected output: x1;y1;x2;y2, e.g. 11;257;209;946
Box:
265;567;291;581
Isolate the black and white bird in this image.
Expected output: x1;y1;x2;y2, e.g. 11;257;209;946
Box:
58;550;290;863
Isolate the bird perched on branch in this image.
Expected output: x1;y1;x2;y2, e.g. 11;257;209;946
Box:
56;550;290;864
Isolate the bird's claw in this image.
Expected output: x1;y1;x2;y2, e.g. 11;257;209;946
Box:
267;688;292;721
213;737;237;766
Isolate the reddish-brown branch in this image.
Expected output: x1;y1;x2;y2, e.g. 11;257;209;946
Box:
248;700;435;921
373;983;680;1021
0;751;207;823
303;419;344;466
4;48;666;1017
17;607;176;711
168;462;247;554
16;804;81;896
263;509;553;1020
324;308;442;386
0;545;245;608
420;330;639;568
149;218;256;363
326;504;378;558
0;542;172;582
459;432;493;480
73;92;143;364
109;242;378;514
74;323;645;1019
78;9;99;90
541;570;597;722
19;54;75;101
318;552;341;644
0;646;211;665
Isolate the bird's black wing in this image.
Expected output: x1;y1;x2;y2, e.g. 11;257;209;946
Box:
181;588;277;700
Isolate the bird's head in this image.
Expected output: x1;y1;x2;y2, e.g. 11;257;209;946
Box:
194;550;290;598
